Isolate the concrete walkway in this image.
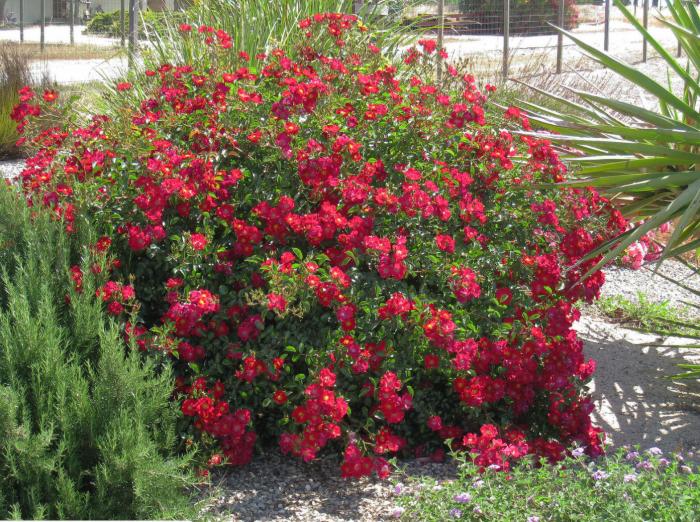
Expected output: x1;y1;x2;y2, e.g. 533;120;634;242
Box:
0;24;120;47
30;57;127;84
580;317;700;455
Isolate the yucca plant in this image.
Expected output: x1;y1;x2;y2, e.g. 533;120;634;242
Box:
141;0;419;71
516;0;700;268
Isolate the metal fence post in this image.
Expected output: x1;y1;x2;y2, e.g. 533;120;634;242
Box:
40;0;45;52
604;0;610;51
437;0;444;86
19;0;24;43
502;0;510;80
556;0;565;73
643;0;649;62
70;0;75;45
129;0;138;68
121;0;126;47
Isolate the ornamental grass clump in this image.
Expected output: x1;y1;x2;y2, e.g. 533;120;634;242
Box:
11;14;627;478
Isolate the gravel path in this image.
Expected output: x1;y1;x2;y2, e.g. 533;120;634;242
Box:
30;57;127;85
201;455;448;522
0;25;120;47
580;315;700;458
601;260;700;309
0;159;25;179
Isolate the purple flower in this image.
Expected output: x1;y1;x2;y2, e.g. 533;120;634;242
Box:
636;460;653;471
571;447;585;458
449;508;463;518
453;492;472;504
680;465;693;474
658;458;670;468
648;447;663;456
390;506;405;519
473;506;483;515
392;483;404;495
472;479;484;489
527;517;541;522
623;473;638;483
625;451;640;461
592;470;609;481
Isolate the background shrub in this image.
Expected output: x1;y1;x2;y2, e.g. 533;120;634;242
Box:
13;15;625;477
85;9;186;39
0;185;198;519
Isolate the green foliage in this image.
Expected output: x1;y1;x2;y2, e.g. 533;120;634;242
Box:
394;447;700;521
596;291;694;333
84;9;185;38
518;0;700;269
84;10;123;37
0;42;31;158
0;185;199;520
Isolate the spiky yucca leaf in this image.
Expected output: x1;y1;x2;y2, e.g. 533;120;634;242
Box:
517;0;700;269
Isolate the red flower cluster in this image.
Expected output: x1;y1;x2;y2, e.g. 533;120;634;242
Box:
181;379;255;466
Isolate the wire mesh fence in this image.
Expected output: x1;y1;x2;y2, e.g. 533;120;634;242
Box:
0;0;689;83
403;0;684;82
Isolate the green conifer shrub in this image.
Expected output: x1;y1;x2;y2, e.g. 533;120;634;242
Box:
0;185;199;520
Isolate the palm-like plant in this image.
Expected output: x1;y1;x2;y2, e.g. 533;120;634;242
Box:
516;0;700;267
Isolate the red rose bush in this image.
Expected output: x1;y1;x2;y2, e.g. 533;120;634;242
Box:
12;14;626;477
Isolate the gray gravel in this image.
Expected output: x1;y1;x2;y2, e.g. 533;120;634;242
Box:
0;159;25;179
601;260;700;310
200;454;456;522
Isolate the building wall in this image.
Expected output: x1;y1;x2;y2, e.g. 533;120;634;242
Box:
95;0;175;13
4;0;46;24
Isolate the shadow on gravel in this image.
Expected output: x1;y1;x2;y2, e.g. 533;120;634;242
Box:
580;319;700;456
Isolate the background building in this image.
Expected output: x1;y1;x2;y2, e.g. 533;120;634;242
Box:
3;0;178;25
